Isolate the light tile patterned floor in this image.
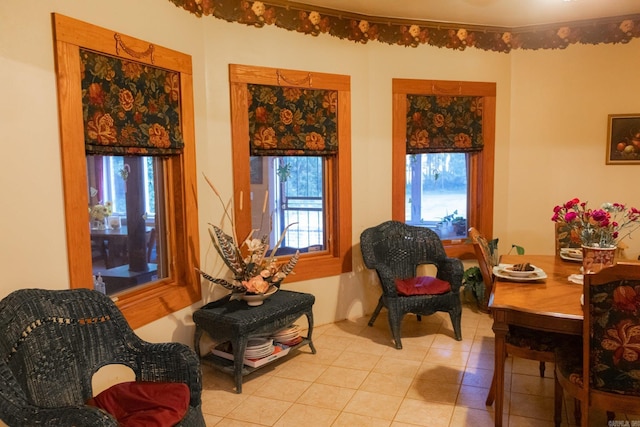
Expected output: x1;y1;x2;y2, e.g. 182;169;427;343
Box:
199;303;634;427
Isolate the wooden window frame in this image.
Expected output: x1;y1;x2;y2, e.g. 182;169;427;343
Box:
229;64;352;281
392;79;495;259
52;13;200;329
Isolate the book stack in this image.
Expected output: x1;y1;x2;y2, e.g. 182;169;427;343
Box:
211;325;304;368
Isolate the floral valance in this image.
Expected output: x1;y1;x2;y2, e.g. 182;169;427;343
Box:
80;49;184;156
248;83;338;156
168;0;640;53
406;95;483;153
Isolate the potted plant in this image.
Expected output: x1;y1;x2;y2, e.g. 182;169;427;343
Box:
462;266;485;308
463;237;525;311
452;216;467;236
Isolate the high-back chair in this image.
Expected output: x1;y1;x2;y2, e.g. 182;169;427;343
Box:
360;220;463;349
472;227;571;425
555;221;583;256
555;262;640;426
0;288;205;427
468;227;495;312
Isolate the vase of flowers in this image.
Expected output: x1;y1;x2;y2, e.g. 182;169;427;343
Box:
196;176;299;305
551;198;640;273
89;201;113;230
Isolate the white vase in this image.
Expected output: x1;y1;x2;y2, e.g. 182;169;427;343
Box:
240;286;278;306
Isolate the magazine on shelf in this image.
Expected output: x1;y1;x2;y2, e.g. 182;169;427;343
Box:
211;342;291;368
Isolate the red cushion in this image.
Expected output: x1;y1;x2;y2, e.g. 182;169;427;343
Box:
395;276;451;296
87;381;190;427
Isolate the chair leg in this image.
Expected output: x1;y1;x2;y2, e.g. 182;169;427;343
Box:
539;361;545;377
387;310;403;349
554;370;562;427
574;399;581;426
580;397;588;427
368;297;384;327
448;305;463;341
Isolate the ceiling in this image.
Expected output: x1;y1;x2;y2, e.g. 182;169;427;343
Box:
293;0;640;28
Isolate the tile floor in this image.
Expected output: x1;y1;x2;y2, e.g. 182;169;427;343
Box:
198;303;635;427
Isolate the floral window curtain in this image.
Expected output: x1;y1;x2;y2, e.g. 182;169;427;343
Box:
247;84;338;156
406;95;483;154
80;49;184;156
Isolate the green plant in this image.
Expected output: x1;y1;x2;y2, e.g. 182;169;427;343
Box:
463;236;525;309
462;266;484;305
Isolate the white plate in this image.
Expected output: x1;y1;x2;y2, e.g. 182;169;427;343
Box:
560;248;583;262
568;274;583;285
499;264;542;277
493;266;547;282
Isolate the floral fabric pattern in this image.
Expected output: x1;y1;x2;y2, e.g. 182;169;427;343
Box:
555;221;582;251
406;95;483;153
247;84;337;156
81;49;183;156
590;279;640;396
167;0;640;53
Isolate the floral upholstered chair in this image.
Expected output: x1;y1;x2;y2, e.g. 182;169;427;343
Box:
360;220;463;349
555;262;640;427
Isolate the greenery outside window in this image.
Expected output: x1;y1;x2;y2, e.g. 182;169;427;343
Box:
392;79;496;258
229;64;352;282
53;14;200;328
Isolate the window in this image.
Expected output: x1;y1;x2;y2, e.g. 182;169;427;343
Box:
53;13;200;328
392;79;495;258
252;156;326;253
230;64;352;282
87;155;168;291
406;152;469;240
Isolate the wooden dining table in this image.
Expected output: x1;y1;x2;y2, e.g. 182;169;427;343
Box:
488;254;584;427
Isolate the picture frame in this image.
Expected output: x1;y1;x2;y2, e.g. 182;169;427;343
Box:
606;114;640;164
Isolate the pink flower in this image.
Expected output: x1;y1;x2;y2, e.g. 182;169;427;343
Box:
551;198;640;247
242;275;270;294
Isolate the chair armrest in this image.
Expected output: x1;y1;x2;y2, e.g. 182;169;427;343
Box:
436;258;464;292
134;342;203;408
370;264;401;296
0;403;116;427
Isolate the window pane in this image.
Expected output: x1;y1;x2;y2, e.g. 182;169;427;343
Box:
87;155;166;295
405;153;468;240
250;156;326;254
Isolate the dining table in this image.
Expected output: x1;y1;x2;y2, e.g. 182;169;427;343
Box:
488;254;584;427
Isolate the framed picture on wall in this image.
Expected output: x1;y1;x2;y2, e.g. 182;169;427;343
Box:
607;114;640;164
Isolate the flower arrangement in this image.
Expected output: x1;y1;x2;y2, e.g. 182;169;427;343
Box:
89;201;113;221
551;198;640;248
196;175;299;298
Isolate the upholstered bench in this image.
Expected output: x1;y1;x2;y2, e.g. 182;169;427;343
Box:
193;290;315;393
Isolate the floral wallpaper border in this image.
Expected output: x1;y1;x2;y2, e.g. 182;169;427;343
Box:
167;0;640;52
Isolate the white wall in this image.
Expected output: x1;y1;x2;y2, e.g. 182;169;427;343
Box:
506;41;640;258
1;0;638;347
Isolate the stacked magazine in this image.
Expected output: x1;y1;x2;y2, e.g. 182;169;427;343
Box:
211;324;303;368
